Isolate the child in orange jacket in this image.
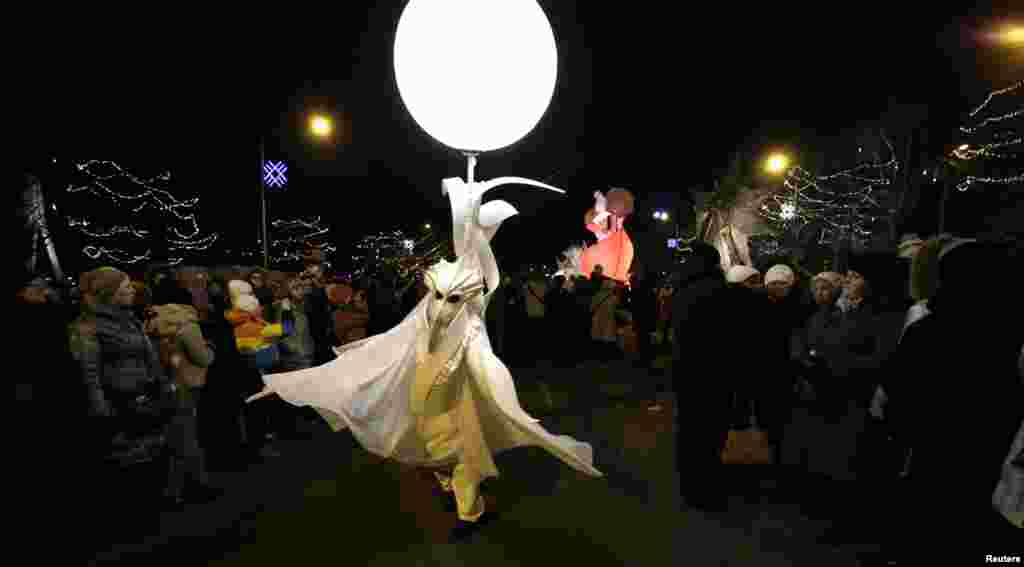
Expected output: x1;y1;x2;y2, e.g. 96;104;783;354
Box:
226;280;293;372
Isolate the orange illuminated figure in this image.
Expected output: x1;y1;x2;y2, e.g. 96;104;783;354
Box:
581;189;634;282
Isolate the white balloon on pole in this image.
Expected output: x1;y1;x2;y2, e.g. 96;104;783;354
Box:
393;0;558;153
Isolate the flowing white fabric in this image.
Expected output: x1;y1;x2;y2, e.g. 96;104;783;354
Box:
265;295;601;478
264;173;601;484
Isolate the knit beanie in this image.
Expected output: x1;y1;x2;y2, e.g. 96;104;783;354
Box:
813;271;844;288
725;265;760;284
764;264;795;286
81;267;129;305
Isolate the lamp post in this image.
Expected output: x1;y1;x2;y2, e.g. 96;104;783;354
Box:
259;114;333;269
259;137;268;268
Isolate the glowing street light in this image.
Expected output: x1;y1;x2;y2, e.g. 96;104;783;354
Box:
1001;26;1024;45
310;114;333;137
765;153;790;174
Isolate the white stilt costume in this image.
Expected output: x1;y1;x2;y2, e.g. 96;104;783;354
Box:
249;174;603;521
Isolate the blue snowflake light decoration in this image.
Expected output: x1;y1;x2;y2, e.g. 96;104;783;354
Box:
263;161;288;190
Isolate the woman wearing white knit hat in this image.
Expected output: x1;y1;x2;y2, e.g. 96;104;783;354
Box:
725;265;762;289
764;264;796;303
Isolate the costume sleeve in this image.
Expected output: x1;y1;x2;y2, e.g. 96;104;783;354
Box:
177;322;215;368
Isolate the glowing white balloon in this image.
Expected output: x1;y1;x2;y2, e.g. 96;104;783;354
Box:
393;0;558;153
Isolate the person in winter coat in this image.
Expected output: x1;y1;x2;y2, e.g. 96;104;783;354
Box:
71;268;169;425
756;264;807;458
247;269;275;312
590;277;620;363
225;280;291;373
630;266;659;371
670;242;735;512
883;239;1023;561
303;267;339;367
545;275;573;367
198;281;264;467
277;277;316;372
334;287;371;346
146;284;219;505
69;268;181;504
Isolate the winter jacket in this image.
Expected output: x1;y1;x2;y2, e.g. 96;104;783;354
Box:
798;302;903;402
70;303;168;415
670;257;731;370
224;308;289;354
280;302;316;364
591;280;620;342
145;303;215;374
306;286;338;365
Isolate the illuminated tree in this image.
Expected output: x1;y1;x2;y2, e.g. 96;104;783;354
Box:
268;216;336;268
951;80;1023;193
942;80;1023;236
350;227;452;283
62;160;219;267
758;132;898;254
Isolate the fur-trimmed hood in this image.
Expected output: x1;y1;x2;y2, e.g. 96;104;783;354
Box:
145;303;199;338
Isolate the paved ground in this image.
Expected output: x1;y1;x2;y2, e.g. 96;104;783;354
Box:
82;357;880;566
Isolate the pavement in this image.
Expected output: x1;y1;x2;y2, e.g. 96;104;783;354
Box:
80;355;880;566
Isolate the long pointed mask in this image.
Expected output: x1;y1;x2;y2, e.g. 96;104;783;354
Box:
420;175;563;353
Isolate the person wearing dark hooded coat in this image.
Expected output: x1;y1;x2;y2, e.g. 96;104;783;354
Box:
198;280;262;468
670;241;735;512
147;277;220;505
880;239;1023;562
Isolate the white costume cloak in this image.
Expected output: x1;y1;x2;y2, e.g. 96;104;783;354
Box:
263;176;602;488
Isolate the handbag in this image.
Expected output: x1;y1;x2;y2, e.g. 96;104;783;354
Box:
720;401;774;465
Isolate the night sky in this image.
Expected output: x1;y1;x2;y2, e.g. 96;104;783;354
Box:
31;2;1022;271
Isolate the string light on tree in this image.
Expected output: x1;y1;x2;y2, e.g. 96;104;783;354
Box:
265;216;336;265
952;80;1022;192
63;160;219;265
758;134;897;247
351;227;451;280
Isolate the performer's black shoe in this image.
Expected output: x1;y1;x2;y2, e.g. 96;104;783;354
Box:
449;511;499;543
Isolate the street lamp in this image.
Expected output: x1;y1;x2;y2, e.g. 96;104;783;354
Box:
259;113;334;268
765;153;790;175
310;114;333;137
1000;25;1023;45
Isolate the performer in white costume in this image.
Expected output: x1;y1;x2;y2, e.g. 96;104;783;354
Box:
247;175;603;530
